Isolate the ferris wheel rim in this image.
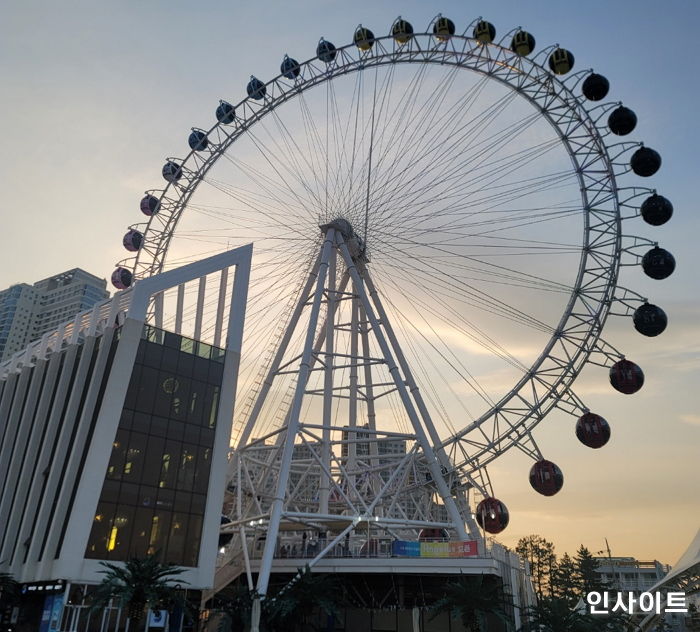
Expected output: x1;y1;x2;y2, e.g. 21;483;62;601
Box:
127;30;623;474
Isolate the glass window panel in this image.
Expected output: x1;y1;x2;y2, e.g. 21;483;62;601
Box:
199;427;215;448
180;337;194;355
174;493;192;513
184;515;202;566
138;485;158;510
150;416;170;438
169;377;190;421
153;372;176;417
142;436;165;486
208;361;223;385
205;385;220;428
161;347;179;372
131;411;150;432
193;447;212;495
85;502;116;558
156;488;175;512
196;342;211;360
123;432;147;483
177;351;194;377
119;482;140;507
190;493;206;516
147;511;172;556
186;381;206;425
101;479;121;503
130;507;154;558
165;513;188;564
143;341;163;368
119;408;134;431
167;420;185;442
160;441;181;489
135;366;159;413
177;447;197;489
183;424;200;445
164;331;181;349
110;505;136;560
193;356;210;380
105;429;129;481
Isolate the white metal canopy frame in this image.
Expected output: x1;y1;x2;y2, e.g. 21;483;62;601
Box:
113;14;674;608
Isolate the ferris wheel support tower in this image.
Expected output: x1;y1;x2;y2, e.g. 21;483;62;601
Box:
231;219;485;604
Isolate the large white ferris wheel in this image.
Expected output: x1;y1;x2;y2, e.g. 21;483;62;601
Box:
114;15;675;599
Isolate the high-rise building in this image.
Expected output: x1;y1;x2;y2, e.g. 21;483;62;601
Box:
0;268;109;362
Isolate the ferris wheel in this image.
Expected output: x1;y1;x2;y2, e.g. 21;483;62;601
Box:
114;14;675;585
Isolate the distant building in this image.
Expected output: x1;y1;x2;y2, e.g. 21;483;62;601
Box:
0;268;109;362
594;556;670;593
594;557;688;632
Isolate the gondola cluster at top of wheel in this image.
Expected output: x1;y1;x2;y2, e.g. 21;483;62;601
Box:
111;15;678;537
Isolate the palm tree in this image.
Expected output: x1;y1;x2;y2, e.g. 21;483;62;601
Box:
90;553;188;630
265;565;344;631
430;574;513;632
0;571;20;606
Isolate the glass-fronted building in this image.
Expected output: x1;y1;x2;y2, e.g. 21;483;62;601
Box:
0;245;251;632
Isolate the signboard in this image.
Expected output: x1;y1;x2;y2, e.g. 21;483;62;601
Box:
392;540;478;558
148;609;168;628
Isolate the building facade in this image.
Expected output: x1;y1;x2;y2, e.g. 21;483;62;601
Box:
0;246;251;631
0;268;109;362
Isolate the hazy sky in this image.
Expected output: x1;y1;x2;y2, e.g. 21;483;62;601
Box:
2;0;698;566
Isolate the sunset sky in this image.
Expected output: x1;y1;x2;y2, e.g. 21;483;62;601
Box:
1;0;698;567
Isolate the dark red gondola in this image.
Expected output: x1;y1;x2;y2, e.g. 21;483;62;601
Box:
123;229;143;252
475;497;509;534
576;412;611;449
111;267;133;290
609;359;644;394
529;460;564;496
140;194;160;217
418;528;449;541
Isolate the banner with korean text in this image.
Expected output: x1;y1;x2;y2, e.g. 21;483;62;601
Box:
392;540;478;558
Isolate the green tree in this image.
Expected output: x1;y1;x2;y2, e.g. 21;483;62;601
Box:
553;552;581;605
575;546;607;595
90;553;188;630
519;596;591;632
516;535;557;599
430;574;512;632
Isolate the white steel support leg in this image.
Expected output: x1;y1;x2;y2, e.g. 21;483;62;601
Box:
337;235;468;540
255;228;336;599
319;248;336;514
359;302;381;503
362;266;482;539
347;296;359;486
235;252;322;450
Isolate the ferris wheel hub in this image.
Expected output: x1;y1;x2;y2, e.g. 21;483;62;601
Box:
320;217;368;262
